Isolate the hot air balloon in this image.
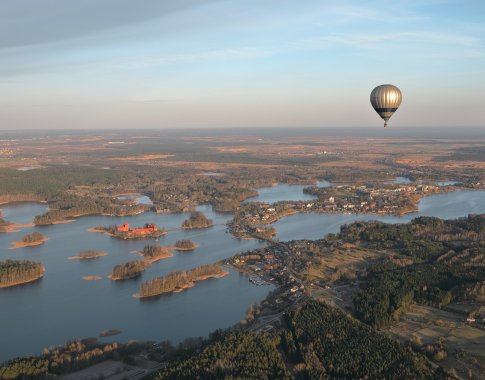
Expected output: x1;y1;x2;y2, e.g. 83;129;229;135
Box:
370;84;402;128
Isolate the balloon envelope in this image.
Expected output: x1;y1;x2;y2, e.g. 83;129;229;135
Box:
370;84;402;127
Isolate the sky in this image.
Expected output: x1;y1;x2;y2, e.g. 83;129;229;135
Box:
0;0;484;130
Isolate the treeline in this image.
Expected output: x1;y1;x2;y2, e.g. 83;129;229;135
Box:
110;260;149;280
21;232;45;244
0;260;44;288
0;339;151;379
181;211;213;229
138;265;225;297
153;300;446;379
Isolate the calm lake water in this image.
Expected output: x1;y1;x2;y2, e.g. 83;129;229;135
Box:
245;180;332;203
1;187;484;361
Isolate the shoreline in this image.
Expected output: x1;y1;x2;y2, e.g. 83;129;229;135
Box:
166;244;199;251
0;222;35;233
133;270;229;298
9;237;49;250
142;251;174;263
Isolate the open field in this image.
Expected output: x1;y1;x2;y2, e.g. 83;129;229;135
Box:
385;304;485;378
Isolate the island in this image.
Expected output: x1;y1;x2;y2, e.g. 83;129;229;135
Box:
10;232;48;249
134;264;229;298
0;259;44;288
89;223;167;239
69;250;108;260
109;245;173;281
139;245;173;263
109;260;149;281
0;217;12;232
99;329;122;338
168;239;198;251
82;276;102;281
181;211;213;229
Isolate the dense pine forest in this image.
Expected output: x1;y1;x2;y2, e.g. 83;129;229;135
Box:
154;331;292;380
138;265;226;297
153;300;445;379
0;260;44;288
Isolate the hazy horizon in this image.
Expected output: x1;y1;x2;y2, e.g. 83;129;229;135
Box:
1;0;484;130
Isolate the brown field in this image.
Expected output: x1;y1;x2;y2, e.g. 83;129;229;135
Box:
385;304;485;378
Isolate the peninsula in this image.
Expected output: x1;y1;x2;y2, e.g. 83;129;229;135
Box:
0;259;44;288
134;265;228;298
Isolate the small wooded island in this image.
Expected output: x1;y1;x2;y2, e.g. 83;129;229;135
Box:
69;250;108;260
109;245;173;280
181;211;213;229
139;245;173;262
109;260;149;280
134;264;228;298
90;223;167;239
170;239;198;251
0;259;44;288
10;232;48;249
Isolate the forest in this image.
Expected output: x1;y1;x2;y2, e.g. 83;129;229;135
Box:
0;260;44;288
138;265;226;297
153;300;446;379
0;166;121;201
332;214;485;328
110;260;149;280
181;211;213;229
153;331;291;380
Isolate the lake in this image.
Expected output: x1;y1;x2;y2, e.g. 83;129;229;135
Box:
245;180;332;203
1;187;484;362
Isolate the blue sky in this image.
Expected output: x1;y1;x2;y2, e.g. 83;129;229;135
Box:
0;0;484;129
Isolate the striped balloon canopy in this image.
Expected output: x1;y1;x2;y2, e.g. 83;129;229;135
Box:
370;84;402;128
